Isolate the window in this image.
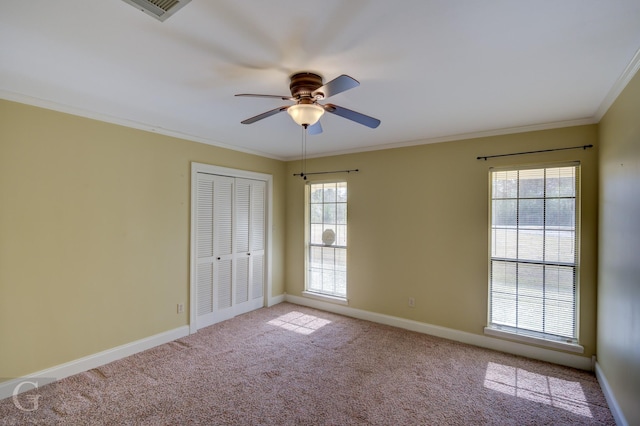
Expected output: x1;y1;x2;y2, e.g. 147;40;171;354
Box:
488;164;580;346
306;182;347;299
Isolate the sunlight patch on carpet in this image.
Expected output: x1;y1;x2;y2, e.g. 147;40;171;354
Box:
267;311;331;335
483;362;592;418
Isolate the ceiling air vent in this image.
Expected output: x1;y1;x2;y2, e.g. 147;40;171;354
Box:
121;0;192;22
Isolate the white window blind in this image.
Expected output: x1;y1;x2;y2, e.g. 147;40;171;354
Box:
489;164;579;343
307;182;347;298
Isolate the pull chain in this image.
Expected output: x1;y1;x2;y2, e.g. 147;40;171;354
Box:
301;125;308;180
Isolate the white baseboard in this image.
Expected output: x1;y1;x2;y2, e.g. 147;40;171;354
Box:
285;294;592;371
595;362;628;426
268;293;286;307
0;325;190;401
2;298;598;402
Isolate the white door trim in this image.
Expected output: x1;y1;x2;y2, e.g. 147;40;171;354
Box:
190;163;273;334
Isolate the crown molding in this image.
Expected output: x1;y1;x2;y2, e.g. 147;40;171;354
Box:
4;84;623;164
285;117;597;161
0;90;286;161
594;46;640;121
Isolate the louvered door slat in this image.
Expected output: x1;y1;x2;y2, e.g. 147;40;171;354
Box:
236;256;249;304
235;179;250;254
217;259;232;309
251;255;264;299
214;177;234;257
251;181;266;252
196;177;214;258
196;263;213;315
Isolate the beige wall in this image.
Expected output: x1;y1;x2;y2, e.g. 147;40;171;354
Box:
286;125;599;358
0;96;607;391
0;100;286;379
598;70;640;425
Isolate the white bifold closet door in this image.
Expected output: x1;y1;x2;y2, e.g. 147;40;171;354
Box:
195;173;266;329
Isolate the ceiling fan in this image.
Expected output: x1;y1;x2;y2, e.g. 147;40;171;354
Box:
235;72;380;135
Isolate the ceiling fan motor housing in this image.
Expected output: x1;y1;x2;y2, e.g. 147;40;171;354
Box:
289;72;324;100
237;72;380;130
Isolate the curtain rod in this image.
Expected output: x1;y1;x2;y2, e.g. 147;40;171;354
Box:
477;144;593;161
293;169;359;180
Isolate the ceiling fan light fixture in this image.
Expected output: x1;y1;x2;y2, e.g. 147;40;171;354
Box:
238;73;379;132
287;104;324;127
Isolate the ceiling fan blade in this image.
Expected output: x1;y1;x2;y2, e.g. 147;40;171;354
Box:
323;104;380;129
307;121;323;135
236;94;294;101
313;75;359;99
241;106;288;124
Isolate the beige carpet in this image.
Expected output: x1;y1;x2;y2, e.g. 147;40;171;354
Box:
0;302;614;425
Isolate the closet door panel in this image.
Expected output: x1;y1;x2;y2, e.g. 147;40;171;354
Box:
235;256;249;304
213;176;234;315
194;171;267;328
196;263;213;315
250;180;266;302
251;255;264;300
216;258;232;309
234;179;251;311
250;181;266;253
195;174;215;324
235;179;250;254
214;177;234;257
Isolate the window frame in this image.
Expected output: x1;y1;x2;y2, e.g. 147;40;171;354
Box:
303;180;349;304
484;162;584;353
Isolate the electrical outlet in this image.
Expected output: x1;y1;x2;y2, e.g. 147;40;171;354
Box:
177;303;184;314
408;297;415;308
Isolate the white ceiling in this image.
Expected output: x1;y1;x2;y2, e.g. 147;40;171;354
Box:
2;1;640;160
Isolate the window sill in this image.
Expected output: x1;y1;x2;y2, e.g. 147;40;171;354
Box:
302;291;349;305
484;327;584;354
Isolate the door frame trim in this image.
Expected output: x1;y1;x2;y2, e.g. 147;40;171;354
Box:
189;162;273;334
